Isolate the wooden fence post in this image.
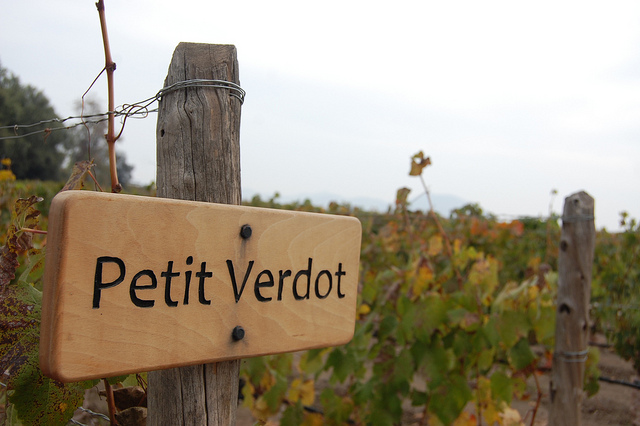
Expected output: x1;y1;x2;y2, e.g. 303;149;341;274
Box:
549;191;595;426
147;43;242;425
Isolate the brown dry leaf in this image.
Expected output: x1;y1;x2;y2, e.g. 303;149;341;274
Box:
409;151;432;176
0;196;41;292
60;160;95;192
396;187;411;207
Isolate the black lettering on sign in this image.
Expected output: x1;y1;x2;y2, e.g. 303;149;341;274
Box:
196;261;213;305
130;270;157;308
183;256;193;305
254;270;274;302
91;256;348;308
226;260;254;303
293;258;312;300
336;263;346;299
315;270;332;299
278;270;291;301
161;261;179;307
93;256;125;308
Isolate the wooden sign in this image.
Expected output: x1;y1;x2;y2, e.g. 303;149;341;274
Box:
40;191;361;382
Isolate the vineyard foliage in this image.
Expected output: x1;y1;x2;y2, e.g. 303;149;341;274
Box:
0;154;638;425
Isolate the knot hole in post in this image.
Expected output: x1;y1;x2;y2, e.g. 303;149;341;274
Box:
559;303;571;314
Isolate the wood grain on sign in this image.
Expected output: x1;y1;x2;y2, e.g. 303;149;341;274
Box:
40;191;361;382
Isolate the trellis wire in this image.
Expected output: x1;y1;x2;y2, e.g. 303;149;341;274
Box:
0;78;245;142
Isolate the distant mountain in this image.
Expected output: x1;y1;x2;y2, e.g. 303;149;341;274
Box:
242;189;469;217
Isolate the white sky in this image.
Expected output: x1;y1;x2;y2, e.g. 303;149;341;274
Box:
1;0;639;230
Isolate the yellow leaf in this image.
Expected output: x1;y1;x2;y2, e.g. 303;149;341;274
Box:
260;371;276;390
409;151;432;176
412;264;434;298
527;256;541;270
302;413;324;426
453;238;462;254
483;403;502;425
287;378;316;406
241;380;255;407
299;379;315;406
252;397;271;420
287;378;303;403
418;264;433;282
0;170;16;181
475;376;492;403
357;303;371;318
527;285;539;302
428;235;443;257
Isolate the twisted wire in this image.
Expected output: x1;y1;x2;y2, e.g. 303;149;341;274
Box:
0;78;244;141
157;79;245;104
556;348;589;363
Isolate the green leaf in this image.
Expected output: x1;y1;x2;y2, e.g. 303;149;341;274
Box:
391;349;414;391
321;388;353;424
9;357;86;426
0;281;41;389
106;374;130;385
477;348;495;372
508;338;535;371
326;348;356;383
490;370;513;404
482;315;501;347
497;310;530;349
398;296;416;343
428;374;472;425
530;304;556;346
242;356;267;384
378;314;398;340
418;294;449;335
352;378;375;405
411;390;429;406
299;348;327;376
262;373;288;412
422;338;451;388
281;401;304;426
361;279;378;304
17;252;45;293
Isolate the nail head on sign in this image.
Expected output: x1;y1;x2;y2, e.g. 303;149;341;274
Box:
240;224;252;239
232;326;245;341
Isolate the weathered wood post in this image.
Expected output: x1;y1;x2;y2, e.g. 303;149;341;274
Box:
148;42;243;425
549;191;595;426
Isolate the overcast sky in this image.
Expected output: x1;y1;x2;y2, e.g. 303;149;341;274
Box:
2;0;639;230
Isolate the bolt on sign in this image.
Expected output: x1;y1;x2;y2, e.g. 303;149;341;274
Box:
40;191;362;382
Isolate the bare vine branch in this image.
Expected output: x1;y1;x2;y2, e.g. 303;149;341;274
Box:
96;0;121;193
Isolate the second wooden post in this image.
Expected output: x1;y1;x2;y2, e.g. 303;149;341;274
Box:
148;42;243;425
549;191;595;426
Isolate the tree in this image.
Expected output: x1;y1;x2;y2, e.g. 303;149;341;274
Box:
0;63;135;185
0;63;66;180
